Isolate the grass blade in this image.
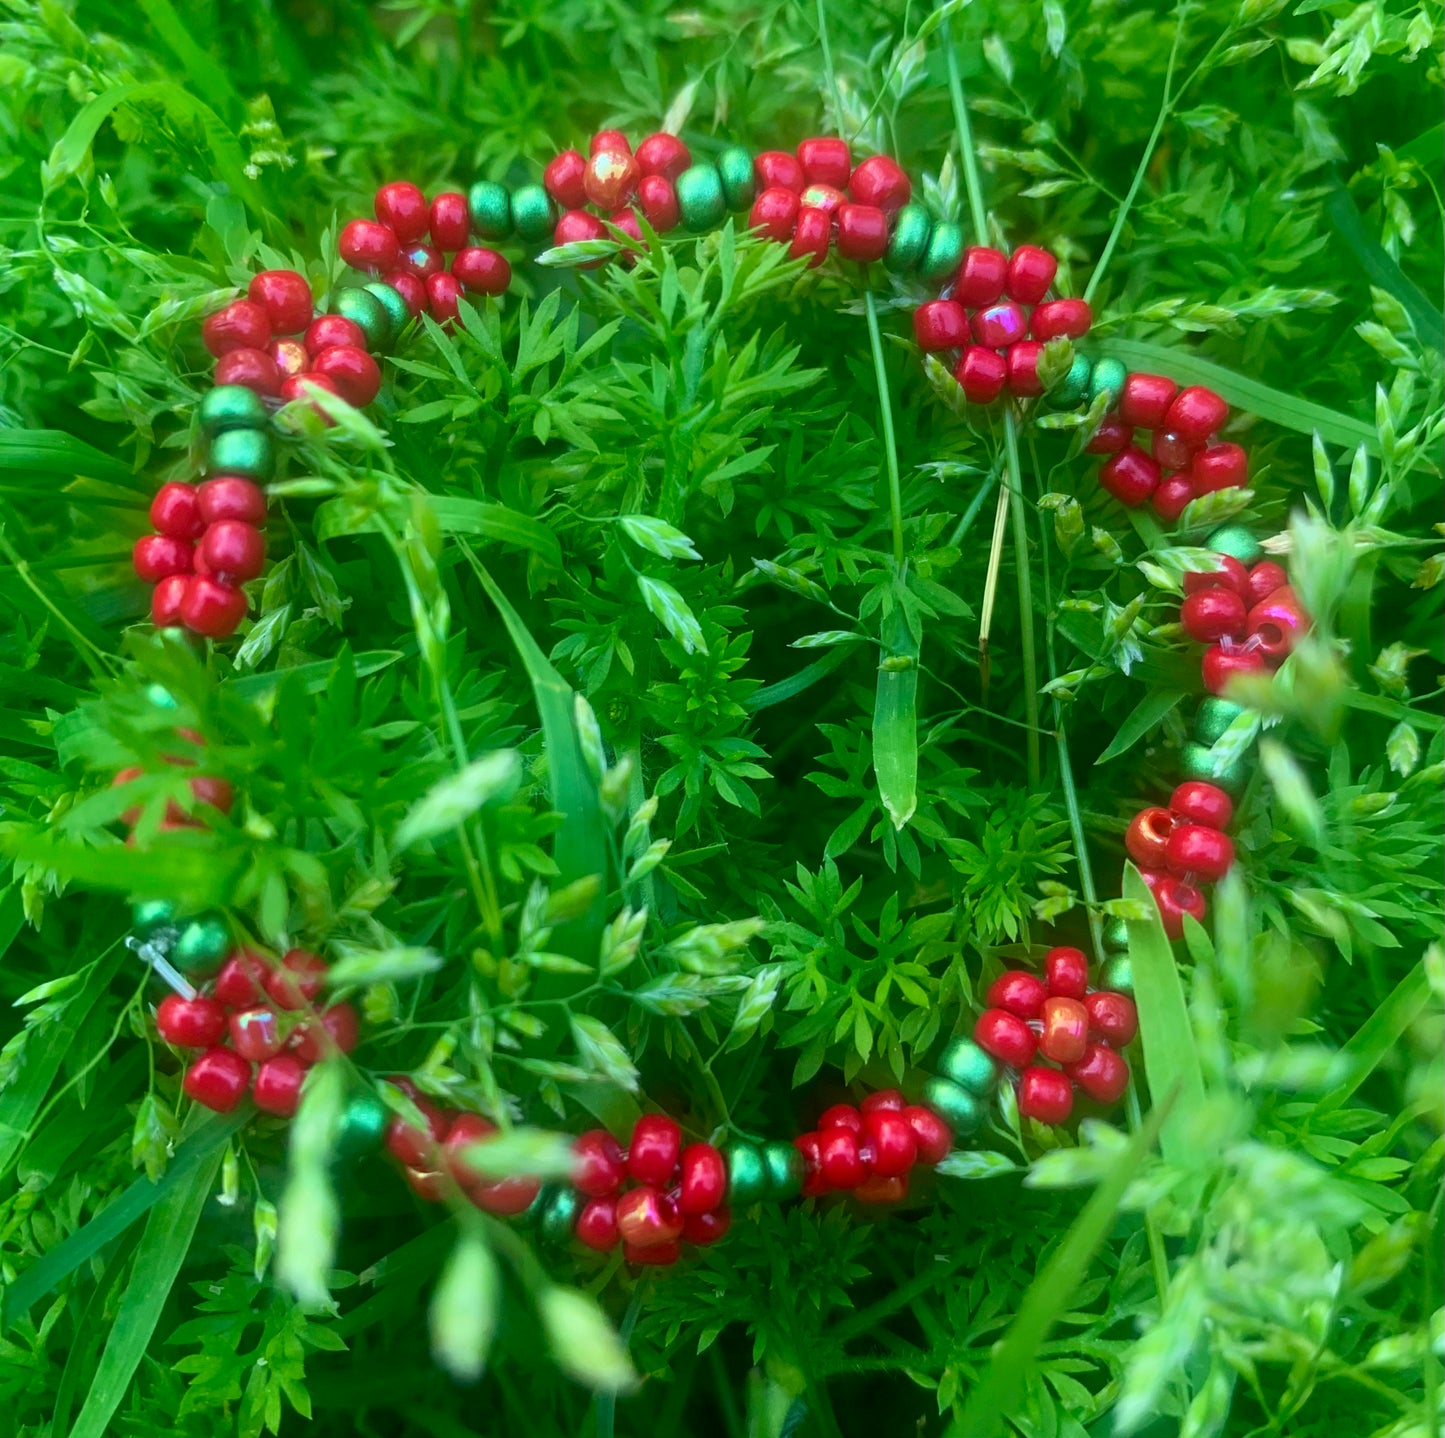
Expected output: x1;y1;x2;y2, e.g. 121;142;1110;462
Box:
0;431;138;488
873;604;919;830
745;643;853;712
134;0;246;126
316;495;563;570
1096;689;1187;764
1317;957;1433;1113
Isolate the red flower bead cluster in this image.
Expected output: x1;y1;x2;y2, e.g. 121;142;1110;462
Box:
791;1089;952;1204
972;948;1136;1124
341;182;512;323
1126;781;1239;939
160;947;356;1118
747;139;911;268
1181;558;1308;695
112;726;233;836
1087;375;1244;523
911;244;1089;404
545;130;690;257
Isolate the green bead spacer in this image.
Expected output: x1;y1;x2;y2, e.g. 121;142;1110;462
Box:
467;180;513;240
208;426;275;481
511;183;555;244
938;1037;1000;1096
132;897;177;934
886;204;931;271
1088;356;1128;408
717;146;756;210
676;163;727;232
919;220;964;282
334;1091;388;1160
1103;916;1130;952
726;1141;769;1204
199;384;269;437
172;915;231;973
537;1185;582;1244
1100;954;1134;997
922;1076;987;1136
364;282;412;342
1050;353;1093;408
1207;523;1264;567
1179;739;1250;796
762;1141;804;1200
331;286;392;352
1195;695;1246;746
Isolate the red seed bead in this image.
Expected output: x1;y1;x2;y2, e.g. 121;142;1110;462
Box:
1067;1043;1131;1104
1165;823;1234;882
818;1103;863;1133
1165;385;1228;445
133;534;193;584
849;154;910;214
544;149;588;209
442;1111;498;1186
248;270;313;335
590;129;631;157
636;132;691;181
637;174;681;232
1170;781;1233;830
799;182;846;214
902;1105;952;1164
817;1126;866;1188
679;1142;728;1214
835;203;889;262
750;186;801;242
266;947;327;1010
1181;588;1247;644
197;477;266;528
1183;556;1250;600
1086;414;1133;455
754;150;805;193
1192;443;1248;493
185;775;233;815
182;578;247;638
788;207;832;267
404;1167;447;1202
625;1239;682;1266
682;1206;732;1246
312;344;381;406
253;1053;308;1117
974;1008;1038;1068
425;272;463;324
304;314;367;357
452;246;512;296
575;1195;621;1251
1247;586;1307;663
912;299;969;352
854;1172;908;1204
339;219;401;273
1246;562;1289;607
1030;298;1092;341
1039;996;1090;1065
271;338;308;378
954;246;1006;307
1126;806;1175;870
554;209;609;257
198;520;265;583
1152;429;1196;472
1044;947;1089;1000
583;149;638;210
627;1113;682;1186
183;1047;253;1113
214;949;270;1008
113;765;143;826
608;206;642;249
971;301;1027;349
1153;875;1207;939
573;1129;627;1196
986;971;1050;1020
202;300;272;357
1099;447;1160;506
385;1094;448;1167
399;241;444;278
215;347;282;397
151;574;190;627
1154;475;1196;523
1118;373;1178;430
1006;340;1044;397
1005;245;1058;305
381;269;427;316
290;1003;359;1062
427;192;470;252
1202;644;1269;695
860;1089;906;1115
228;1005;283;1062
279;374;341;418
156;993;227;1048
475;1175;543;1216
1018;1066;1074;1124
1084;991;1139;1047
861;1109;917;1177
374;181;430;243
616;1185;683;1247
954;347;1007;404
797;137;851;188
793;1131;829;1197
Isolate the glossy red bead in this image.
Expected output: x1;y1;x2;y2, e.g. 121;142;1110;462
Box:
1040;951;1086;1003
799;182;846;214
797;137;850;188
575;1195;621;1251
1153;475;1196;524
151;574;190;626
855;1172;909;1204
849;155;910;214
133;534;193;584
442;1111;498;1186
902;1105;952;1164
1181;588;1247;644
196;477;266;528
912;299;968;352
1118;373;1178;430
374;181;430;243
616;1185;683;1247
1247;586;1306;663
183;1047;253;1112
1202;644;1269;695
399;241;444;278
1084;991;1139;1047
248;270;313;335
817;1126;866;1188
180;576;247;638
986;970;1049;1020
253;1053;308;1117
573;1129;627;1196
476;1174;542;1215
271;338;308;378
679;1142;728;1214
607;206;642;250
861;1109;917;1177
544;149;588;209
279;373;341;418
428;192;470;252
1067;1043;1131;1104
1153;876;1207;939
1039;996;1089;1065
385;1094;448;1167
750;186;800;242
625;1239;681;1266
682;1206;732;1246
1018;1066;1074;1124
202;300;271;357
214;347;282;397
754;150;805;193
265;947;327;1009
636;132;691;181
1165;823;1234;882
312;344;381;406
818;1103;863;1133
971;301;1027;349
637;174;681;232
198;520;265;583
1125;806;1175;869
339;219;400;274
1099;447;1160;506
554;209;609;262
1152;429;1196;472
1004;340;1043;397
954;347;1007;404
1165;385;1228;444
228;1005;283;1061
627;1113;682;1186
788;207;831;267
214;949;269;1007
1005;245;1058;305
404;1167;447;1202
1183;555;1250;600
425;272;463;324
1170;781;1233;830
1030;298;1091;341
954;246;1006;307
1246;561;1289;606
836;203;888;262
452;246;511;296
1086;414;1133;455
303;314;367;357
583;150;638;210
793;1131;829;1196
290;1003;359;1062
1192;443;1248;493
860;1089;905;1115
381;269;427;316
156;993;227;1048
974;1008;1038;1068
184;774;233;816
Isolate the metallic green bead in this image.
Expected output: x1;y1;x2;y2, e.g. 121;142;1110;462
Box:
1195;696;1246;746
537;1185;582;1244
922;1076;987;1136
172;915;231;973
1050;353;1093;408
677;163;727;232
199;384;269;437
1207;523;1264;567
132;897;177;933
886;204;931;271
364;282;412;342
467;180;513;240
920;221;964;282
334;1091;388;1160
145;683;177;710
717;146;756;210
762;1141;803;1200
511;183;555;244
1103;916;1130;952
726;1141;769;1204
1088;356;1127;408
1100;954;1134;996
1179;740;1250;795
208;426;274;481
332;286;392;352
938;1038;999;1096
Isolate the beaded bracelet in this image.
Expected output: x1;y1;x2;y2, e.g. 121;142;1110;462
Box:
116;125;1307;1267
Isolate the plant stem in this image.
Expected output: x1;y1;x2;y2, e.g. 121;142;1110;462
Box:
943;15;989;244
1003;411;1041;785
865;290;906;569
816;0;843;130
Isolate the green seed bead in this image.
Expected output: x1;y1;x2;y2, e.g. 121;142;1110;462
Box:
1050;353;1093;408
364;282;412;343
1103;916;1130;952
726;1141;769;1205
537;1185;582;1244
334;1091;388;1160
920;220;964;282
717;146;756;210
172;915;231;973
762;1141;804;1200
922;1076;987;1136
886;204;931;271
1088;356;1128;408
1100;954;1134;996
468;180;513;240
208;426;275;481
145;683;177;710
1195;696;1246;746
1207;523;1264;567
199;384;269;437
511;183;555;244
1179;740;1250;796
132;897;177;934
938;1037;1000;1096
677;163;727;232
332;287;392;352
